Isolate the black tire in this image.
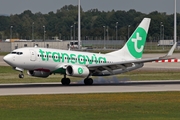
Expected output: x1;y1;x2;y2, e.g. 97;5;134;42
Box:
84;78;93;85
19;74;24;78
65;78;70;85
61;78;70;85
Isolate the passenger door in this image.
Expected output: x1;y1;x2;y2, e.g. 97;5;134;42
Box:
29;49;37;61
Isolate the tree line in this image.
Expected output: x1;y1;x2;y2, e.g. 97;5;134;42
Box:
0;5;179;41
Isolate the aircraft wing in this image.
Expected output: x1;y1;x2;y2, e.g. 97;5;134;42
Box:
87;57;162;72
87;42;177;75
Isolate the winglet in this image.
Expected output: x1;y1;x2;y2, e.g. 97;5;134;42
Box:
160;42;177;59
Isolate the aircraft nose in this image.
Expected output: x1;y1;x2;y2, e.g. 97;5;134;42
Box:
3;54;12;65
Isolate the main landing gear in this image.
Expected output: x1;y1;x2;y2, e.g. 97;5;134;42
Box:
61;74;94;85
84;74;93;85
19;71;24;78
84;78;93;85
61;74;70;85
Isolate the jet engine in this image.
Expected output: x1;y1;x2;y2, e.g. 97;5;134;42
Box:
27;70;50;78
66;65;89;77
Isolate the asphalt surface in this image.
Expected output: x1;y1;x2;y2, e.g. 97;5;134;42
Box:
0;81;180;96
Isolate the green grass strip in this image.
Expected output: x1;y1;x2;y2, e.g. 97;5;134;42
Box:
0;92;180;120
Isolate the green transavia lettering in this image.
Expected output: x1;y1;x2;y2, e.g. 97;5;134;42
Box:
39;49;107;65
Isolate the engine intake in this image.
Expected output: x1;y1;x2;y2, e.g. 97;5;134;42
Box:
66;65;89;77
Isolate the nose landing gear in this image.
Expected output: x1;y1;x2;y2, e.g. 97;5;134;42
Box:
14;67;24;78
19;71;24;78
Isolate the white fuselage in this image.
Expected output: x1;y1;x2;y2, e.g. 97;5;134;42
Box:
4;47;126;74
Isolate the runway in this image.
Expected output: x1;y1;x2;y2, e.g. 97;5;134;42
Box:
1;80;180;96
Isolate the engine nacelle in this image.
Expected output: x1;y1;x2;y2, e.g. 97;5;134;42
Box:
66;65;89;77
27;70;50;78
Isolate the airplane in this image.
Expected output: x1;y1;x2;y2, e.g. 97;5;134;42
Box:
3;18;177;85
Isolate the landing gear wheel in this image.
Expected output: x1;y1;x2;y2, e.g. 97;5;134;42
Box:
61;78;71;85
84;78;93;85
19;74;24;78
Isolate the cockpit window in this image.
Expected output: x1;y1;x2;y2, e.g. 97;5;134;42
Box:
11;52;17;54
11;52;23;55
17;52;23;55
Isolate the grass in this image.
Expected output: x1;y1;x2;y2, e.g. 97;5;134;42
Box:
0;52;9;56
0;92;180;120
0;66;180;83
